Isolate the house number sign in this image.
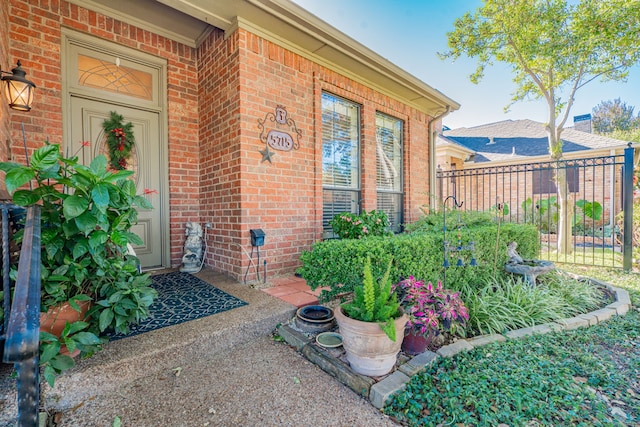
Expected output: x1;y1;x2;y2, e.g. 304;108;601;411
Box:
267;130;294;151
257;105;301;163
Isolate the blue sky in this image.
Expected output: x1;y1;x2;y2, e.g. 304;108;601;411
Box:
291;0;640;130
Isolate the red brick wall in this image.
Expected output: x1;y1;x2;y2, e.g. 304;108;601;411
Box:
198;28;434;280
237;31;317;279
198;29;243;276
6;0;200;266
5;2;436;280
0;0;11;168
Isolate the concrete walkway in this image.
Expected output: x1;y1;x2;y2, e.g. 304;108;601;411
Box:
55;335;395;427
1;269;395;426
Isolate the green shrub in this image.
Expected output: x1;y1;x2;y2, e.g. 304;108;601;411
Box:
521;196;559;234
404;209;494;234
297;237;393;301
298;220;539;301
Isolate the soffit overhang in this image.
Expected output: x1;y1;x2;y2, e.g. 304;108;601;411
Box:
71;0;460;117
438;146;475;160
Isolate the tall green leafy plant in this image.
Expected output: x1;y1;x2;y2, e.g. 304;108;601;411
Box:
520;197;559;233
341;257;402;341
0;142;157;385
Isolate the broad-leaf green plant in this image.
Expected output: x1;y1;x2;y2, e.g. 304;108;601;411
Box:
39;320;101;388
575;199;602;221
0;142;157;385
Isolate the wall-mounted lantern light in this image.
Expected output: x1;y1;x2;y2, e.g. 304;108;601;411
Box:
1;60;36;111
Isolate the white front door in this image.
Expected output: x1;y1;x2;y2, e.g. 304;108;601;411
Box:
70;97;165;269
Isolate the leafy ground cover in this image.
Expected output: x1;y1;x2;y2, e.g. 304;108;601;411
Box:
385;267;640;426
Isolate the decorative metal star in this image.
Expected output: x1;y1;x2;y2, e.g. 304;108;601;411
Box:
259;146;275;163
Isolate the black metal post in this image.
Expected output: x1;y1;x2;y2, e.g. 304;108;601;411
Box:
2;205;10;337
3;206;41;427
622;143;634;271
443;195;463;288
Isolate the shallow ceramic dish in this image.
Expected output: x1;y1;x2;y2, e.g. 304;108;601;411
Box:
296;305;334;323
315;331;343;348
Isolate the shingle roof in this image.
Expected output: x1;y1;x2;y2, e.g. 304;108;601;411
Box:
435;134;475;154
442;119;629;163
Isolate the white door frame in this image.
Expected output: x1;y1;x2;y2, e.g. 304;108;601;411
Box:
60;28;170;269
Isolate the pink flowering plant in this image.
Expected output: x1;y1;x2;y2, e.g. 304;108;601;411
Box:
329;210;391;239
393;277;469;339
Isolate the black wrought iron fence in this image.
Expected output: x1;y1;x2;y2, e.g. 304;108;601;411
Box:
436;145;636;269
1;204;41;426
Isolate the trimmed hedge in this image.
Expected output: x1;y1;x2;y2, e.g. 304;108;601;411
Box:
298;222;539;302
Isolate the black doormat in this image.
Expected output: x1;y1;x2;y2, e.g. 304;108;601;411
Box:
108;271;248;340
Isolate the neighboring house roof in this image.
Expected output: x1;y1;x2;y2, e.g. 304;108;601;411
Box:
74;0;460;117
435;134;475;161
442;119;631;164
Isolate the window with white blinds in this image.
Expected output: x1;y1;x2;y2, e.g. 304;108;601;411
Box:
376;112;404;232
322;92;361;237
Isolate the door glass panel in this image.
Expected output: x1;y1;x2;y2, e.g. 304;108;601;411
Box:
78;54;153;100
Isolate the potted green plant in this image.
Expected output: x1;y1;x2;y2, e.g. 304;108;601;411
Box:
334;257;407;376
393;277;469;355
0;142;157;386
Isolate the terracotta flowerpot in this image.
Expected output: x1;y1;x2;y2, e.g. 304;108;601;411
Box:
335;306;408;376
40;300;92;357
402;329;432;355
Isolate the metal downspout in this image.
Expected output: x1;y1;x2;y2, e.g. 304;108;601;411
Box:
428;106;451;210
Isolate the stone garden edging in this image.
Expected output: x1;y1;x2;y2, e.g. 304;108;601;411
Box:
276;276;632;409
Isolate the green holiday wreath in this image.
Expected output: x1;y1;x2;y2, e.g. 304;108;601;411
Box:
102;111;135;170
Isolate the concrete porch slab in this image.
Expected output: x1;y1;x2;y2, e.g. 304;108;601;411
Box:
40;269;297;413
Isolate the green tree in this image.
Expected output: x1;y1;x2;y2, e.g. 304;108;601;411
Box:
608;128;640;143
441;0;640;254
592;98;640;134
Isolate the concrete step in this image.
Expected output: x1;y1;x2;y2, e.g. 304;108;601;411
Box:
40;269;297;413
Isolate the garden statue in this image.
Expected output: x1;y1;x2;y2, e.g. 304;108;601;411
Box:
506;241;524;264
504;241;555;286
180;222;204;273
